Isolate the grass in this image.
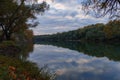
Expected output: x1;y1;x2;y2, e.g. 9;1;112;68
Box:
0;55;55;80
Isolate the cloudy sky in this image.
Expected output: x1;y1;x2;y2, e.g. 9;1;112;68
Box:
31;0;109;35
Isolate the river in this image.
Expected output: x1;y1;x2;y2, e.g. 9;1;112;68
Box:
27;42;120;80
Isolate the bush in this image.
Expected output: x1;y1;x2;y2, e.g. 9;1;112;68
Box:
0;41;16;47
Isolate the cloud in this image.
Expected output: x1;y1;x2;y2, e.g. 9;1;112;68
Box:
32;0;109;35
53;3;68;10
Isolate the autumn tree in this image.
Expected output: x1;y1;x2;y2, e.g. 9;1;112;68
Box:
104;20;120;39
0;0;49;41
82;0;120;19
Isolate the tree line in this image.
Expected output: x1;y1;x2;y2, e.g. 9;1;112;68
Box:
34;20;120;42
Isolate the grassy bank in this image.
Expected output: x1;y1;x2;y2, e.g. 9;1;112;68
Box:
0;41;55;80
0;55;55;80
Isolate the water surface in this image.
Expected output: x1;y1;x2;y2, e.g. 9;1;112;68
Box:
28;42;120;80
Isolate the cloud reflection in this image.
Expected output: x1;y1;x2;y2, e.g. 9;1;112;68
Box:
28;45;120;80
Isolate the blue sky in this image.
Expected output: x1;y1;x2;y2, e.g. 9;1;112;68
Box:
32;0;109;35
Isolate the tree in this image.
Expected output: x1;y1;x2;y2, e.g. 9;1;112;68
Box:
104;20;120;39
82;0;120;19
0;0;49;41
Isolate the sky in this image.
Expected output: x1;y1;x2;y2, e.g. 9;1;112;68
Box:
31;0;109;35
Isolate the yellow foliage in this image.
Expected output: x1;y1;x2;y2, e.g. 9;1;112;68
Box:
103;20;120;39
24;29;33;41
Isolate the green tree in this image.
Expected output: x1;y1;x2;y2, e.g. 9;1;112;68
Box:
0;0;49;41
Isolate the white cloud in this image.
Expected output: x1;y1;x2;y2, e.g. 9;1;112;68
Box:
32;0;109;35
65;16;73;20
53;3;68;10
38;0;53;3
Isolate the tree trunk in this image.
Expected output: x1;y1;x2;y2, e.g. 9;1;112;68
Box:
4;31;11;40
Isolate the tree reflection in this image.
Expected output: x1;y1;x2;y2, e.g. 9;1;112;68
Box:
36;41;120;61
0;41;33;60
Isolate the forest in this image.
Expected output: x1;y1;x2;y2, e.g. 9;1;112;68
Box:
34;20;120;42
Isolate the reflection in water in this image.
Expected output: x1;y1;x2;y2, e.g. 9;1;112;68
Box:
0;42;33;60
28;42;120;80
36;41;120;61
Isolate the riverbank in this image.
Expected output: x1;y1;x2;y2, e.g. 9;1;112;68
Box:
0;41;55;80
0;55;55;80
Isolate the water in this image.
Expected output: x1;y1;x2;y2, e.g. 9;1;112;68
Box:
28;42;120;80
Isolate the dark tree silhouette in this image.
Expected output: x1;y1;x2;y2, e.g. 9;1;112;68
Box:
82;0;120;19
